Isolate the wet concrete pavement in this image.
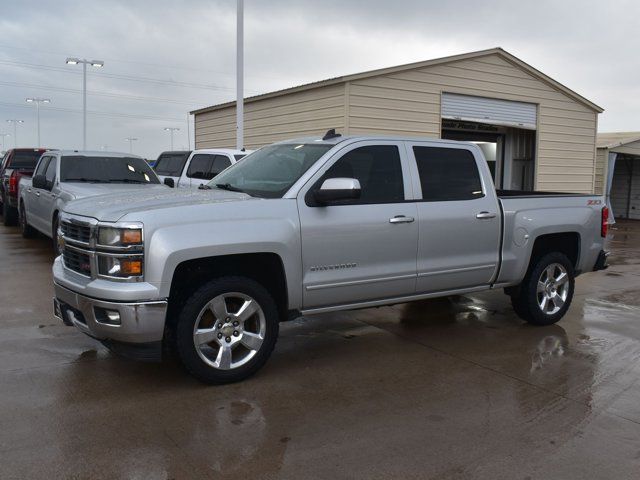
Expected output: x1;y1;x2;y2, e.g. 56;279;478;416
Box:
1;221;640;479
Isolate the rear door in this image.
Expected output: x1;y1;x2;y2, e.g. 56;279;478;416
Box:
407;141;501;293
297;141;419;309
37;156;59;236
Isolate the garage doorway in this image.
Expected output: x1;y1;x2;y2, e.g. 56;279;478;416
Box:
611;155;640;220
442;120;535;190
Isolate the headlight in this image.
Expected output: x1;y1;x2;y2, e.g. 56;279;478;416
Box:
98;256;143;277
98;226;142;247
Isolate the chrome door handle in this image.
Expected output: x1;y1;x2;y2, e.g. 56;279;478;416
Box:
389;215;415;224
476;211;496;219
34;191;40;197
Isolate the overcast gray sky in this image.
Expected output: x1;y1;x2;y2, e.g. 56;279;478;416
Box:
1;0;638;158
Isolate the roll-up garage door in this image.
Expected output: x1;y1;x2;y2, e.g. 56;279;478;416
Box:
442;93;537;130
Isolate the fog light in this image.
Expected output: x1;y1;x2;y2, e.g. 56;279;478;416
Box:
94;307;121;325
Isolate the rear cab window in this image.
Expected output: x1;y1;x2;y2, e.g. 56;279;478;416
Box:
412;146;484;201
9;150;43;169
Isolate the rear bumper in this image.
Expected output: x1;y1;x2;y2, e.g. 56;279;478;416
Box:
593;250;609;271
53;282;168;344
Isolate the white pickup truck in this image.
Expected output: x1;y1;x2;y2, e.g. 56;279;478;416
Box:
154;148;251;189
53;133;609;384
19;151;168;250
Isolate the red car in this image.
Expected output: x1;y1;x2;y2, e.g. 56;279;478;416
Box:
0;148;48;226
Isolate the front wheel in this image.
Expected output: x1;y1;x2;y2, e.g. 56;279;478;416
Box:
511;252;575;326
175;276;279;384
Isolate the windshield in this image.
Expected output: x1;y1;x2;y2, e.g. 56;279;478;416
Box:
10;150;43;169
208;143;333;198
153;152;190;176
60;156;160;184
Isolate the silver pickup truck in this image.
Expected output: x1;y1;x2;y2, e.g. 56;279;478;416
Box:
52;133;609;384
19;151;167;251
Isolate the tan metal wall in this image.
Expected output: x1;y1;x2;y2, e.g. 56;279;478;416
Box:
194;53;598;193
595;148;607;195
346;55;597;193
194;84;345;149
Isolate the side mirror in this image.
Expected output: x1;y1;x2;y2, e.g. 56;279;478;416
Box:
163;177;175;188
32;174;47;190
314;177;361;205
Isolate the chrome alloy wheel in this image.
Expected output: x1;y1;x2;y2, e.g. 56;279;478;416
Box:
536;263;569;315
193;292;266;370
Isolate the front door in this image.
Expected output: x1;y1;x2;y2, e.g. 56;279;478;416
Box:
407;141;501;293
28;156;51;232
297;141;419;309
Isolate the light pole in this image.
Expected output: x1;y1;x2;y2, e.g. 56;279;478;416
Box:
124;137;138;154
6;120;24;148
66;57;104;150
0;133;10;152
236;0;244;150
164;127;180;150
25;98;50;147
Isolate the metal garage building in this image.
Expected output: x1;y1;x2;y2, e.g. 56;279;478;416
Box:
191;48;603;193
596;132;640;220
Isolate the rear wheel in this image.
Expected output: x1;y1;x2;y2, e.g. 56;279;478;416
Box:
511;252;575;326
19;204;36;238
175;276;279;384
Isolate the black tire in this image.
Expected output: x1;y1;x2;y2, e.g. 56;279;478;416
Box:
2;200;18;226
175;276;279;384
19;204;37;238
52;215;61;255
511;252;575;326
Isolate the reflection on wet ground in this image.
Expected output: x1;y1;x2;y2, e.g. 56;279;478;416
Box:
1;221;640;479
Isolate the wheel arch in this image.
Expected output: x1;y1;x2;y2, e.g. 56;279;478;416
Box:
528;232;581;272
166;252;290;336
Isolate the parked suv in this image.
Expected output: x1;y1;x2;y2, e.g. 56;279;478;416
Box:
53;132;609;384
0;148;48;225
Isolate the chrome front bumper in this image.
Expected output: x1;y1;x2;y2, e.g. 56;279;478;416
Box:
54;282;168;344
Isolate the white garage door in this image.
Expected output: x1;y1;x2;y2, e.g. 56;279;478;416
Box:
442;93;537;130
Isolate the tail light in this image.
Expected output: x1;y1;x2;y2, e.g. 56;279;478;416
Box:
601;206;609;238
8;171;19;196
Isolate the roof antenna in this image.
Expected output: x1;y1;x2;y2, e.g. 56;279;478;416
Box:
322;128;342;141
241;147;246;152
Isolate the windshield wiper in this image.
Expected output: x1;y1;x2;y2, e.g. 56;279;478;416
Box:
63;177;107;183
215;183;245;193
107;179;148;184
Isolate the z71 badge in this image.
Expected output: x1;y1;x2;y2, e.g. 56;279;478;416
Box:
587;199;602;205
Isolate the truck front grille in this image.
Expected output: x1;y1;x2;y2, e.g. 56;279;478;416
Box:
61;221;91;244
62;247;92;276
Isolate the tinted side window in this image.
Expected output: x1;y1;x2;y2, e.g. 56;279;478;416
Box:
322;145;404;204
45;157;57;186
187;154;214;180
413;147;483;201
34;156;50;177
211;155;232;176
